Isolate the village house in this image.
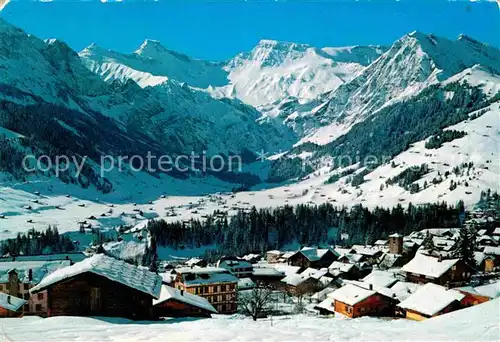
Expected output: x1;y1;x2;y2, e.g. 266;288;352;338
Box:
288;247;338;269
265;250;283;263
172;267;238;314
329;283;397;318
328;261;360;280
241;253;261;264
184;258;207;268
29;254;162;320
280;273;319;296
455;286;491;307
251;266;285;287
351;245;384;265
0;260;71;316
217;257;253;278
400;253;475;286
397;283;465;321
153;285;217;318
374;239;388;249
0;292;26;318
482;246;500;271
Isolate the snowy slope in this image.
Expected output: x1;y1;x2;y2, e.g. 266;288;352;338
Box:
1;101;497;239
1;299;498;341
290;32;500;145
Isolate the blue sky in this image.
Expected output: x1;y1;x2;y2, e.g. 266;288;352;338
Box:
1;1;499;60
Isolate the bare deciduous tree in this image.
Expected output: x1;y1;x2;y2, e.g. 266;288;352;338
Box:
238;286;274;321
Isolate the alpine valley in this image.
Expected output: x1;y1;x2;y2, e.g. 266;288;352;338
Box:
0;18;499;241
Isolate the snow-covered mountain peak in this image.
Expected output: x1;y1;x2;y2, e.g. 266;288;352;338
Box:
134;39;172;58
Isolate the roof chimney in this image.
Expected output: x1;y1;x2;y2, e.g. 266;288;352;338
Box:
438;255;443;262
369;283;373;290
180;289;184;296
7;295;11;304
28;269;33;282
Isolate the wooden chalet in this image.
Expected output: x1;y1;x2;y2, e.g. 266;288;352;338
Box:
280;273;319;296
153;285;217;318
400;253;475;286
455;286;491;307
397;283;464;321
288;247;338;269
0;292;26;318
251;266;285;287
29;254;162;320
172;267;238;314
328;261;361;280
330;283;397;318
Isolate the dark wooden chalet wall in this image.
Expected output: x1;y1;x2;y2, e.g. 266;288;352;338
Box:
46;272;154;320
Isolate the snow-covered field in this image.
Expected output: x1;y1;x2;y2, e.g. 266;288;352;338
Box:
1;299;498;341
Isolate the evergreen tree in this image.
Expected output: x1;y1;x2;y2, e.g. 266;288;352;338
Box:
422;231;436;253
451;227;476;267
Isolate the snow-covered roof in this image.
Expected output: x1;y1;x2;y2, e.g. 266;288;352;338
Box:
252;266;284;277
273;264;301;277
295;247;336;262
0;253;86;263
401;254;460;279
315;297;335;313
0;260;71;284
241;253;260;261
0;293;26;312
30;254;162;299
352;245;382;257
330;283;376;306
281;251;296;259
362;270;398;289
153;285;216;313
339;253;364;263
474;282;500;299
185;258;204;267
281;273;315;287
476;229;487;236
397;283;465;317
218;259;253;269
301;267;328;280
374;240;388;245
378;253;402;269
493;228;500;235
311;287;336;301
483;246;500;256
334;247;355;256
388;233;403;238
389;281;422;302
237;277;256;290
175;267;238;286
328;261;356;273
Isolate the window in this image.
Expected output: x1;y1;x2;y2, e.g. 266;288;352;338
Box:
37;293;44;300
24;293;29;300
221;285;226;292
0;284;3;291
35;304;42;312
23;304;29;312
217;295;223;302
347;306;353;314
